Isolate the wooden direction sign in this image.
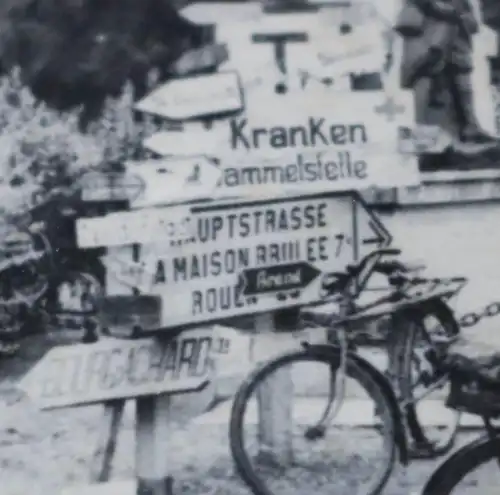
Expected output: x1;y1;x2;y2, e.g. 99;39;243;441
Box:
143;89;420;196
124;156;221;208
80;191;392;329
78;171;145;203
240;261;321;296
134;71;243;121
18;328;213;410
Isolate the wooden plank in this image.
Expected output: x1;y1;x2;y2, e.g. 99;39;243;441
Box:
18;330;213;409
254;312;293;464
136;395;174;495
90;400;125;482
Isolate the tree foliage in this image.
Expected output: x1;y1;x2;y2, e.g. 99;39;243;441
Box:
0;0;210;124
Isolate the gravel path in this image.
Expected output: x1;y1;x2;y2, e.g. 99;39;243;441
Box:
1;333;498;495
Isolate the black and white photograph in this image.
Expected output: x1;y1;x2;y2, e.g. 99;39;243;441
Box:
1;0;500;494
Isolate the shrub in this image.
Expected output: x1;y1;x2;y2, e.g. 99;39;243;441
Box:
0;68;165;221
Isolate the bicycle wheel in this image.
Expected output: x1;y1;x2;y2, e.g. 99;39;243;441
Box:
230;344;400;495
422;434;500;494
394;298;461;458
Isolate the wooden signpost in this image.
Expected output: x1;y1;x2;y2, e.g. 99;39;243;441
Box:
76;191;391;331
74;190;392;471
19;328;215;495
39;3;412;493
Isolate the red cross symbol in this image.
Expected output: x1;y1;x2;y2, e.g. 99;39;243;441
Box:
375;96;405;122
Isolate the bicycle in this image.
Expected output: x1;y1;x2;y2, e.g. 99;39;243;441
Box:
421;345;500;494
305;251;467;460
229;248;465;495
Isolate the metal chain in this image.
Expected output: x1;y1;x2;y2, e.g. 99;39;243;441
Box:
458;302;500;328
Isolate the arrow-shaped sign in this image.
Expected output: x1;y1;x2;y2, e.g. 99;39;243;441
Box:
134;71;243;121
240;262;322;296
18;328;213;410
362;219;389;247
353;195;392;293
124;156;222;208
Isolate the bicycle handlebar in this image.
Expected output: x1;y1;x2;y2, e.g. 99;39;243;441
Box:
346;248;402;278
321;248;401;294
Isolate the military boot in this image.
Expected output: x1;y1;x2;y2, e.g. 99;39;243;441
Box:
449;73;500;154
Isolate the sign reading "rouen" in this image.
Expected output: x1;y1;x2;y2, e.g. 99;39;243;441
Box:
80;191;392;330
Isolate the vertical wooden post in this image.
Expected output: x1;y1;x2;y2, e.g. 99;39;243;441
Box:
136;394;174;495
90;400;125;482
254;312;294;464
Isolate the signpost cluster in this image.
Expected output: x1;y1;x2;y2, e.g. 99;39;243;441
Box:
18;3;422;495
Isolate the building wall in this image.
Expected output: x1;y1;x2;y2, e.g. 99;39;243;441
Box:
377;194;500;316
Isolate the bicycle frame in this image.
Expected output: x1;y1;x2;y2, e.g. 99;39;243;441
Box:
306;275;465;439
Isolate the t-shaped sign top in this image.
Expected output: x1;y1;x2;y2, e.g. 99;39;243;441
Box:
252;32;308;93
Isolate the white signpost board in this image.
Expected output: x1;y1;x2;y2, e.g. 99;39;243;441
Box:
144;89;420;199
124;156;221;208
18;328;214;410
76;191;391;329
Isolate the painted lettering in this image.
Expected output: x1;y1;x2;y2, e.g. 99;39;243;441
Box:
256;267;302;291
254;240;301;265
37;336;214;401
230;119;367;151
192;285;245;316
168;248;250;283
251;32;308;77
220;151;368;188
306;236;329;263
193;203;328;243
190;337;212;377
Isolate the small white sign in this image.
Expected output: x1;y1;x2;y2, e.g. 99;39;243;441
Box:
134;71;243;120
18;328;213;409
124;156;221;208
75;204;194;248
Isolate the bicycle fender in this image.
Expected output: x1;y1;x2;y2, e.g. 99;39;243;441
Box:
421;433;499;494
309;344;409;465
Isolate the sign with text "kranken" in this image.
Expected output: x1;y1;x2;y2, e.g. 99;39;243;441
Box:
78;192;391;329
18;328;214;410
144;90;420;197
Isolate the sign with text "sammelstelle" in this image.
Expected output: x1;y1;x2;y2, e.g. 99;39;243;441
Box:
144;90;420;196
89;192;391;329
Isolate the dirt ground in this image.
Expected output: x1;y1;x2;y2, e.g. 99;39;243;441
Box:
0;333;496;495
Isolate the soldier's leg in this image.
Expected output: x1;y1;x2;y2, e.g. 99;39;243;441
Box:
449;31;499;149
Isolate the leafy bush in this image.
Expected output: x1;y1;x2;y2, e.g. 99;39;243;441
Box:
0;68;166;220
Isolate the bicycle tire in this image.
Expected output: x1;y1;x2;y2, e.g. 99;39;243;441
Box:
394;297;461;458
421;434;500;494
229;344;401;495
